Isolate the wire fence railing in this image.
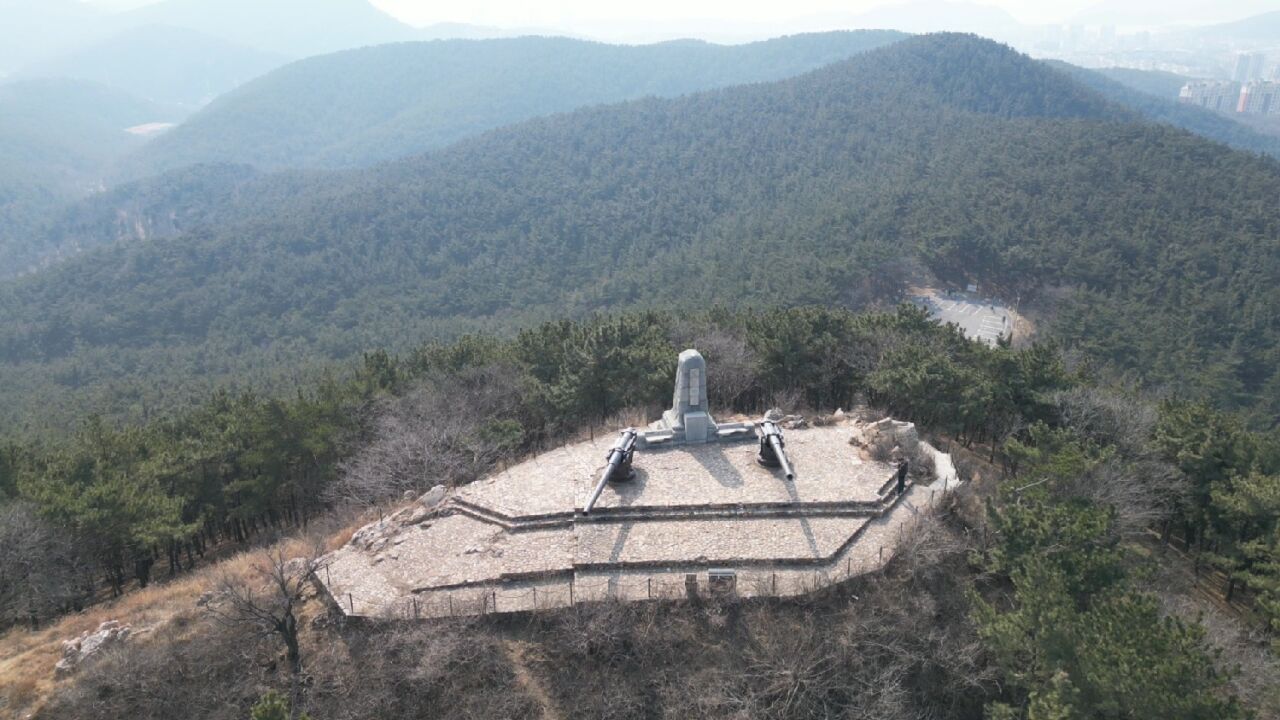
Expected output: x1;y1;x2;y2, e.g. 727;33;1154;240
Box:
323;471;958;621
327;542;903;621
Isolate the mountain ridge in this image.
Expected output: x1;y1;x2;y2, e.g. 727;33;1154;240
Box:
3;34;1279;431
109;0;421;57
122;31;910;175
15;24;290;108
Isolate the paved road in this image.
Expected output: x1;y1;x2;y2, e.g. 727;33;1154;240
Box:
912;293;1011;346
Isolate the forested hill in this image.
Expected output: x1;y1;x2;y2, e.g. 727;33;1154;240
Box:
0;79;182;277
1093;67;1190;100
16;24;290;108
3;33;1279;432
1049;61;1280;158
123;31;908;175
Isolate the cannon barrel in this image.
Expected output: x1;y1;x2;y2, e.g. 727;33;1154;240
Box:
584;428;638;514
768;432;795;480
758;420;795;480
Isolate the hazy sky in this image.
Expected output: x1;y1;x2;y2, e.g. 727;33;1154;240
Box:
369;0;1073;26
363;0;1276;28
78;0;1279;33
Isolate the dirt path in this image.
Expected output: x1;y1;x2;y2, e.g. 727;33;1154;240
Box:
503;639;563;720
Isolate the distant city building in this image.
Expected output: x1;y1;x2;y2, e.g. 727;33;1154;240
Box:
1238;82;1280;115
1179;79;1280;116
1179;81;1242;112
1233;52;1267;83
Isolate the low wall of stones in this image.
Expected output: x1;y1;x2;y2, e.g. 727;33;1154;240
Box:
319;476;954;621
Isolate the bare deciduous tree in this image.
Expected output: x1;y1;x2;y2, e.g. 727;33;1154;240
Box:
207;545;323;675
331;364;526;506
692;329;761;410
0;501;83;628
1049;387;1185;534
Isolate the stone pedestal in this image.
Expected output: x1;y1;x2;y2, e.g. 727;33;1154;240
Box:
641;348;755;447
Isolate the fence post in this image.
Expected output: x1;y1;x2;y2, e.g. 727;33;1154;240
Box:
771;572;777;594
448;595;454;617
532;587;538;610
879;546;883;562
492;589;497;613
647;578;652;600
348;593;354;614
569;578;575;606
412;596;419;619
325;565;331;586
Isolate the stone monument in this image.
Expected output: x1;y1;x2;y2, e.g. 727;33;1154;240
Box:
640;349;753;446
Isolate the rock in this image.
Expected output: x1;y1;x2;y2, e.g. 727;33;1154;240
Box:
404;506;431;526
849;418;918;456
833;408;846;419
764;408;784;421
350;518;391;550
282;557;312;578
55;620;131;677
418;484;447;509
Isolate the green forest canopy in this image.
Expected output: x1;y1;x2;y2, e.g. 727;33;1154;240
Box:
123;31;909;175
2;34;1278;433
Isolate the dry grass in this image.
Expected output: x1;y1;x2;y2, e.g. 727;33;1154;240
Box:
325;516;368;552
0;536;317;718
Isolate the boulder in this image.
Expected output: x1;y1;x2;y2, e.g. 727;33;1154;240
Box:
55;620;131;677
849;418;918;455
349;485;448;552
349;518;391;551
282;557;312;578
418;484;447;509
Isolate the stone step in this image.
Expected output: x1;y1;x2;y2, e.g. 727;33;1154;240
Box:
448;498;574;531
449;483;916;532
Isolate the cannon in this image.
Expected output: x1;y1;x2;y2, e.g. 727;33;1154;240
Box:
756;420;795;480
584;428;638;514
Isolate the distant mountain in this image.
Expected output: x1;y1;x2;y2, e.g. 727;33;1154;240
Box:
7;35;1280;431
847;1;1021;37
1093;67;1191;99
125;31;909;175
111;0;422;57
0;0;102;72
1049;61;1280;157
0;79;180;277
16;25;289;108
1070;0;1278;28
1186;10;1280;45
417;22;510;41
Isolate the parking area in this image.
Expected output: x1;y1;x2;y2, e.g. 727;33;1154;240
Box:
912;292;1012;346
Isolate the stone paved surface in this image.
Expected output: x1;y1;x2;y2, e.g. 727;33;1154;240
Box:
459;423;893;520
573;516;868;565
320;419;960;619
